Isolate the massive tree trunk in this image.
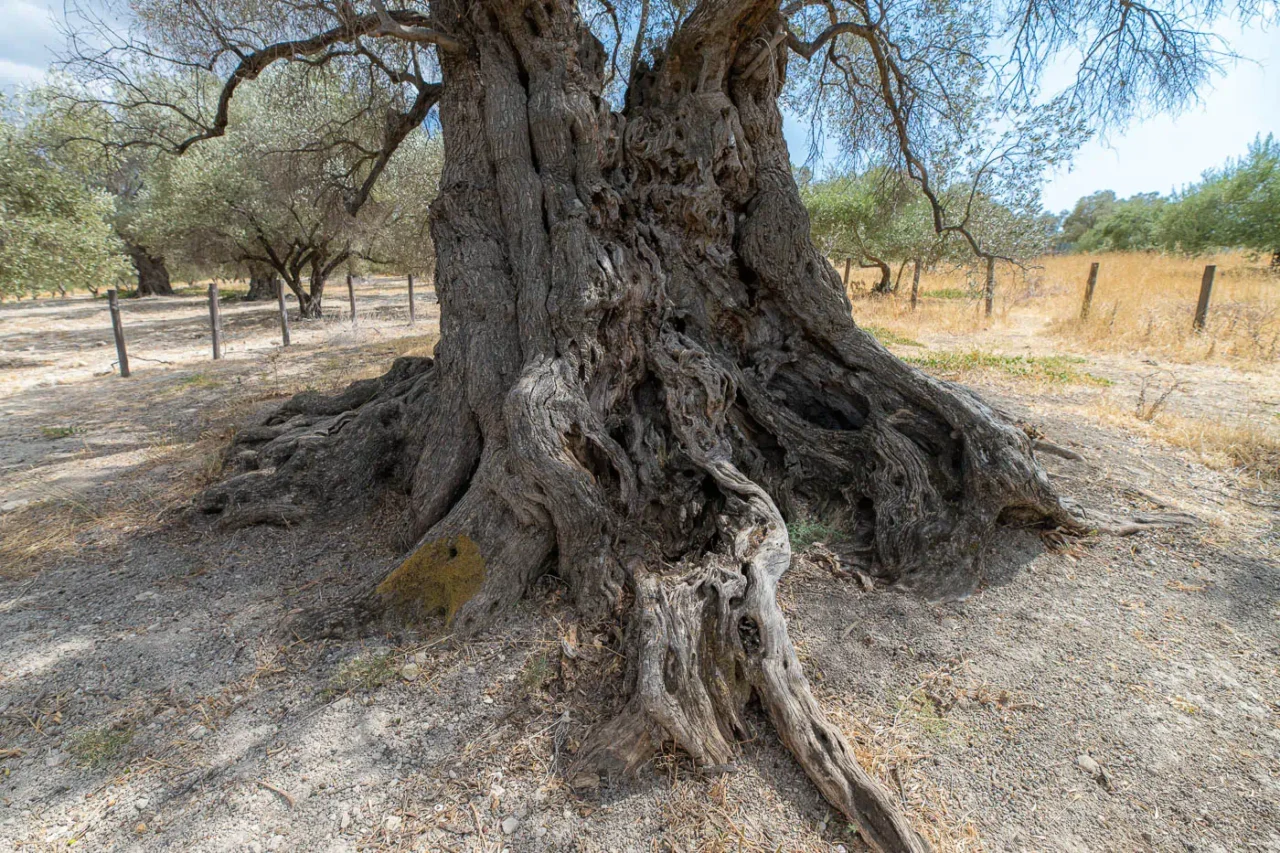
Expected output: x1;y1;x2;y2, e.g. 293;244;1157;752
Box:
199;2;1082;849
125;242;174;296
245;263;281;301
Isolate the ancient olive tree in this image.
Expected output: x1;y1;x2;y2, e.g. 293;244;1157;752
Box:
69;0;1275;847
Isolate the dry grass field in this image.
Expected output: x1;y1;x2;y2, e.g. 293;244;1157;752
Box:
847;252;1280;488
849;251;1279;364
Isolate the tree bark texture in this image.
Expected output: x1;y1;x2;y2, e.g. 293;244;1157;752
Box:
126;242;174;297
198;2;1082;848
246;264;281;301
868;256;894;293
277;268;327;319
983;256;996;317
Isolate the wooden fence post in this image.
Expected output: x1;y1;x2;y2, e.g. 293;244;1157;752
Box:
107;289;130;377
983;255;996;317
909;259;921;312
1193;264;1215;332
1080;261;1100;321
208;282;223;360
347;273;357;327
276;281;291;347
407;273;416;325
843;257;852;286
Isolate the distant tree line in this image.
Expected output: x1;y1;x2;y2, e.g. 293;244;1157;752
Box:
803;135;1280;291
0;69;442;308
801;167;1056;296
1058;135;1279;263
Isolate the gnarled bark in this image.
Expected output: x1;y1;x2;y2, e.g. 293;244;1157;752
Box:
125;242;173;296
245;263;281;301
197;2;1083;849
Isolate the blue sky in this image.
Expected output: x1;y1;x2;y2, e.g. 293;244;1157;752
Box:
2;0;1276;213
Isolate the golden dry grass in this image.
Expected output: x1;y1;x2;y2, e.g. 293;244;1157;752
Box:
1161;418;1280;487
1087;403;1280;488
844;252;1280;364
1040;253;1279;362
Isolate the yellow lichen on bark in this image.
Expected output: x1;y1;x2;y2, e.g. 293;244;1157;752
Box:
375;535;485;624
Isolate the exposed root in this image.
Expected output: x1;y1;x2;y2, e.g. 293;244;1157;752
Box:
1032;438;1086;462
197;356;439;521
216;501;306;531
1090;510;1200;536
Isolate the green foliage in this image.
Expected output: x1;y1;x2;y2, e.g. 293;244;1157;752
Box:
329;650;397;692
68;724;134;768
519;652;554;693
1160;135;1280;258
803;169;939;284
921;288;973;300
786;518;840;552
1075;194;1166;252
803;167;1053;288
862;325;923;347
1062;136;1280;259
0;98;129;299
1060;191;1117;248
905;351;1111;385
136;65;443;291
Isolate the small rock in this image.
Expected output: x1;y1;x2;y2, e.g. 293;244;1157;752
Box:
385;815;403;831
267;835;284;850
190;725;209;741
501;816;520;835
412;652;428;665
400;663;421;682
44;751;67;768
134;823;147;834
1077;754;1112;789
482;696;494;705
340;811;351;830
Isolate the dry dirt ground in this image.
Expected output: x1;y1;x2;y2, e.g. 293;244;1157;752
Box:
1;287;1277;852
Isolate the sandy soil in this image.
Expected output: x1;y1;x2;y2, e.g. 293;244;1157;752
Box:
0;288;1276;852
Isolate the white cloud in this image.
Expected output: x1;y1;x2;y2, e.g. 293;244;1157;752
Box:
0;57;47;87
0;0;60;68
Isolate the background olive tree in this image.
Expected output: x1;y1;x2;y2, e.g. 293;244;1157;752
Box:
135;66;443;317
0;95;129;300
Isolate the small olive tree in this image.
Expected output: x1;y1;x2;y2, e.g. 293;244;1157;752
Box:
137;67;443;317
0;97;129;299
